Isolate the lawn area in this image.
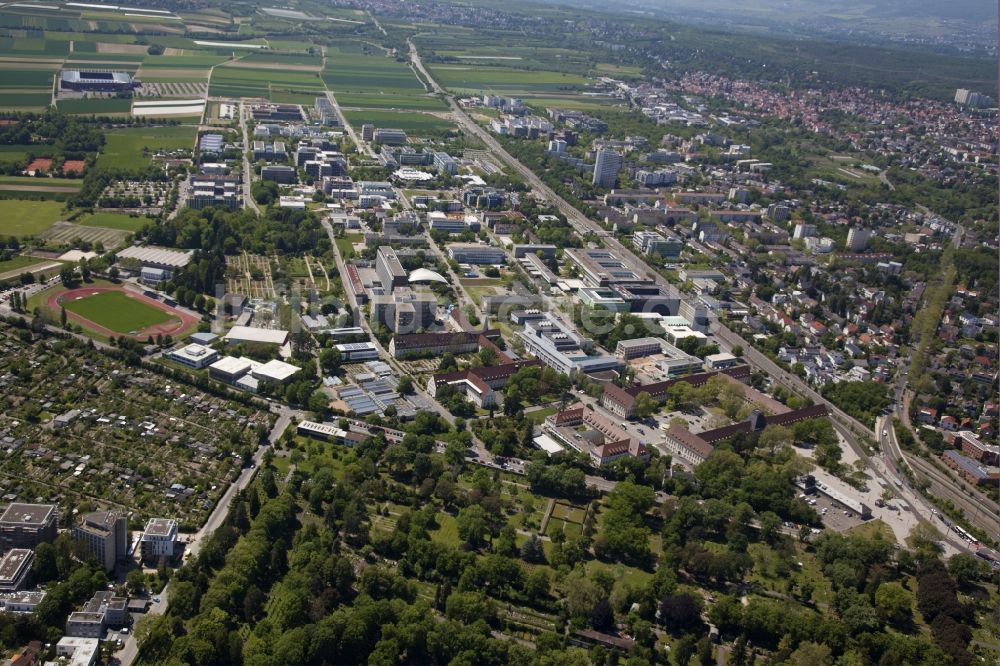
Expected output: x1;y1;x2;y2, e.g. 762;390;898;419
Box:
526;406;559;424
0;200;65;237
75;212;153;232
0;254;51;276
584;560;654;588
334;233;363;258
62;290;175;334
96;125;197;169
342;109;455;133
430;512;461;547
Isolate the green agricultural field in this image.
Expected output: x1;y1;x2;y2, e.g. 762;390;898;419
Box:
238;51;322;67
75;213;153;232
0;36;70;56
342;109;455;133
336;91;446;111
96;125;196;169
520;95;619;111
209;65;325;99
57;98;133;115
0;200;65;237
428;65;591;95
0;69;56;88
322;42;425;99
141;55;229;68
62;290;174;334
0;92;51;109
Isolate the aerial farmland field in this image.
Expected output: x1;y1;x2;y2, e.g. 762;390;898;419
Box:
342;109;456;133
95;125;197;169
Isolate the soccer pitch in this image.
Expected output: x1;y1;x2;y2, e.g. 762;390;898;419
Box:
62;290;176;334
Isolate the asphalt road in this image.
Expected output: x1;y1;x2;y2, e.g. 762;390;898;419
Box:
113;408;293;666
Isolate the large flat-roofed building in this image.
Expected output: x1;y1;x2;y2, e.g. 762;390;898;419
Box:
223;326;289;346
376;246;408;291
208;355;256;383
0;503;57;549
373;128;407;145
370;290;436;333
140;518;178;564
335;342;379;361
251;359;300;384
515;313;621;377
60;70;137;92
188;175;241;210
447;243;506;265
578;287;629;312
633;230;682;259
0;549;34;592
73;511;128;572
261;165;297;184
56;636;99;666
389;331;490;359
167;343;219;369
564;248;649;287
116;246;193;273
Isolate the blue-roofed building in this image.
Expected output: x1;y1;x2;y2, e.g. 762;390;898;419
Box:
942;450;1000;487
189;332;218;345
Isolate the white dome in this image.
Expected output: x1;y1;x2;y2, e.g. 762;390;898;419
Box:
408;268;448;284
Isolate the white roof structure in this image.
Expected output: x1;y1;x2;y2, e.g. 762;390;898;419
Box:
116;246;193;269
534;434;565;456
169;343;218;364
251;359;300;383
408;268;448;284
209;356;255;377
224;326;289;346
393;168;435;182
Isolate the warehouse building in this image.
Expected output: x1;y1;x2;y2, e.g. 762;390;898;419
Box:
223;326;289;346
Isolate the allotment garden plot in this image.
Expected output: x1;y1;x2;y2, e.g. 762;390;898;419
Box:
0;326;273;530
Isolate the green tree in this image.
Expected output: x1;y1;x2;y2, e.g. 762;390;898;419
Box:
875;581;913;626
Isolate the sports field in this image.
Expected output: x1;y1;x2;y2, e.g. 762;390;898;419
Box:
60;289;177;334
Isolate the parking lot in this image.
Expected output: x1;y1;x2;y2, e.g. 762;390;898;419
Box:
799;491;866;532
